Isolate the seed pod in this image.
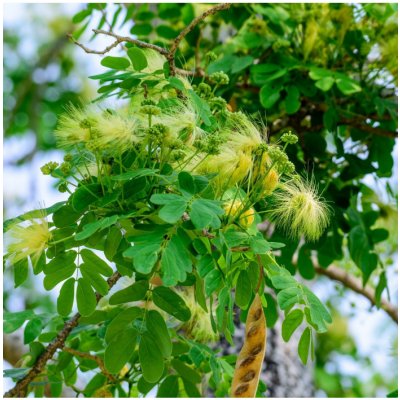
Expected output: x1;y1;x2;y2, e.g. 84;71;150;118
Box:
231;294;266;397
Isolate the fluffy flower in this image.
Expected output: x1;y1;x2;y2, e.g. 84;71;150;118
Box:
223;112;262;153
55;105;97;148
7;215;51;266
252;152;279;195
157;101;205;146
198;148;253;187
224;199;255;229
180;289;218;343
269;178;330;241
261;169;279;195
94;111;139;152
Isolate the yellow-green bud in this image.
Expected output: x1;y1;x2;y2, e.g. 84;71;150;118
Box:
209;71;229;86
281;131;298;144
40;161;59;175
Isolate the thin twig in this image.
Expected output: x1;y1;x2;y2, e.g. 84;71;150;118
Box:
169;3;231;56
314;264;398;324
93;29;169;55
68;33;121;55
168;3;231;75
4;272;122;398
63;347;116;382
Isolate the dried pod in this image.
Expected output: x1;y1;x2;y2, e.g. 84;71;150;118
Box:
231;294;267;397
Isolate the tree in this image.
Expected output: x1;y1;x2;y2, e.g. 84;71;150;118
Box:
3;3;398;398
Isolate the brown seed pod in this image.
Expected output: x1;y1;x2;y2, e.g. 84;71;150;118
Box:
231;294;267;397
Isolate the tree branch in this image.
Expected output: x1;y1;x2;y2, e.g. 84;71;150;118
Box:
71;4;230;77
92;29;169;55
63;347;116;383
4;272;122;398
169;3;231;56
67;33;121;55
314;264;398;324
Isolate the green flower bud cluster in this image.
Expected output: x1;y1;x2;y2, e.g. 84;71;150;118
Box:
58;183;68;193
279;160;295;174
281;131;298;144
195;133;225;155
266;146;296;175
63;154;73;162
40;161;59;175
141;99;156;106
206;51;218;62
209;71;229;86
196;83;212;99
140;99;161;115
60;162;72;176
147;123;169;143
209;96;227;112
248;18;267;34
170;149;186;162
168;139;184;150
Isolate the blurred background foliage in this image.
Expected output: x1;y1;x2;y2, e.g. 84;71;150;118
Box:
3;2;398;398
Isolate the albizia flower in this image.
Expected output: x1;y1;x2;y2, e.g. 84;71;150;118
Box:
55;105;98;148
7;216;51;266
269;178;330;241
180;289;218;343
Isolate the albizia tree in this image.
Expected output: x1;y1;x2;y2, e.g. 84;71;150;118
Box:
4;3;397;398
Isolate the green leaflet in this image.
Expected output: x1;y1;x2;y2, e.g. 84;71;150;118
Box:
13;258;29;288
189;198;224;230
277;286;302;310
302;286;332;332
127;47;148;71
139;333;165;383
157;375;179;397
43;251;77;274
104;226;122;261
105;307;144;343
76;278;97;316
101;56;130;70
160;231;192;286
71;184;103;213
109;280;149;305
57;278;76;316
104;328;138;374
171;359;201;384
75;215;119;240
80;263;109;296
150;193;187;224
24;318;43;344
235;269;252;309
80;249;114;277
53;205;81;228
152;286;191;322
124;226;168;274
298;327;311;364
282;309;304;342
43;264;76;291
146;310;172;357
4;310;35;334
